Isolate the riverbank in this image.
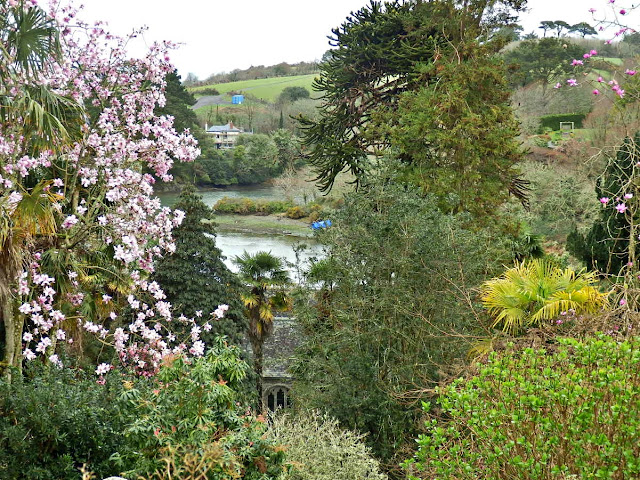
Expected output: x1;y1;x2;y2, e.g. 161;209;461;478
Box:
213;213;313;237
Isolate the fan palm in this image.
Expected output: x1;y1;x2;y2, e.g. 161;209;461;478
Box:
233;251;290;409
0;2;84;379
481;259;609;336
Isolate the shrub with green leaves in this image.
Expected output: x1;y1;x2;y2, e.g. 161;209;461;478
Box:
0;365;128;480
119;337;286;479
405;335;640;479
268;410;387;480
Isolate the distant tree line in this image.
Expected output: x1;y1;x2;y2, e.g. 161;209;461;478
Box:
184;60;320;86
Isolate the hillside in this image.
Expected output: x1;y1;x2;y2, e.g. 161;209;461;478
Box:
189;74;319;104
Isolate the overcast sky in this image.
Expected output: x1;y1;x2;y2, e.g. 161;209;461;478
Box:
74;0;636;80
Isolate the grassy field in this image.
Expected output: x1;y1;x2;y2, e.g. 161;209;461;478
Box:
189;74;319;103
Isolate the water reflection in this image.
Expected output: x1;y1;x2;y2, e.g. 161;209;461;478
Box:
212;232;323;282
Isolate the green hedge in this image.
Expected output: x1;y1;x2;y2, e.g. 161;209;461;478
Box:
539;113;587;131
213;196;294;215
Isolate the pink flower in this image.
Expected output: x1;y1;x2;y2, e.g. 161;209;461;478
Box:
61;215;78;229
625;193;633;199
620;298;627;306
616;203;627;213
625;69;637;76
593;89;600;95
571;59;584;66
95;363;111;375
583;53;591;59
567;78;578;86
597;76;604;83
589;7;596;12
620;9;627;15
554;82;562;89
590;49;598;56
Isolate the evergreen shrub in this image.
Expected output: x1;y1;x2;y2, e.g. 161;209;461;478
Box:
406;335;640;479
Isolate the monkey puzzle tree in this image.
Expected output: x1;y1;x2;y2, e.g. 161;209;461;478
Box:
300;0;529;217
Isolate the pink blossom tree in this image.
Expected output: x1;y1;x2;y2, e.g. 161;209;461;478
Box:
0;0;221;380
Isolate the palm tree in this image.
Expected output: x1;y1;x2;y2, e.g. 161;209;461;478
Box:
0;1;84;379
481;259;610;336
233;251;290;410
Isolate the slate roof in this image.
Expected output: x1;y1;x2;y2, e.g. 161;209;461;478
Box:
206;121;241;133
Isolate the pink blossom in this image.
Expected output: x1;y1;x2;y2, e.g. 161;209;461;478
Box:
95;363;112;375
597;76;604;83
590;49;598;55
567;78;578;86
620;298;627;305
593;89;601;95
620;9;627;15
616;203;628;213
554;82;562;89
61;215;78;229
625;69;637;76
625;193;633;199
571;59;584;66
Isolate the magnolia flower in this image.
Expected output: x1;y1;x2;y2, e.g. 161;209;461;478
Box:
571;59;584;66
61;215;78;229
616;203;627;213
567;78;578;86
625;193;634;199
593;89;600;95
95;363;111;375
625;69;637;76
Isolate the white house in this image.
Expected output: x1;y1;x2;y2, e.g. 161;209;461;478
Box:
205;121;245;149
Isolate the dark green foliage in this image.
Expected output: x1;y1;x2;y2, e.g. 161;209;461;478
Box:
196;86;220;96
277;86;310;104
569;22;597;37
292;179;510;468
502;38;585;90
152;187;246;344
568;134;640;274
300;0;527;197
156;70;198;133
0;365;128;479
539;113;588;131
406;336;640;479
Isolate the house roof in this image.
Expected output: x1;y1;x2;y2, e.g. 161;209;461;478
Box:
206;121;241;133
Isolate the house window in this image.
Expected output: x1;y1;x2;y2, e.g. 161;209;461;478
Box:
266;386;291;411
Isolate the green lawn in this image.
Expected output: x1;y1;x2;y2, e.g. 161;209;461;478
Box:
189;74;319;103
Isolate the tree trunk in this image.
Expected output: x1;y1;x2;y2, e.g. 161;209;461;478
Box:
1;299;22;382
251;339;264;412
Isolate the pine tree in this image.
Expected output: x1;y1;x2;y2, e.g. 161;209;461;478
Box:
153;187;247;344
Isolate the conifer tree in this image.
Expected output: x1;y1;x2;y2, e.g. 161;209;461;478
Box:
153;188;247;344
